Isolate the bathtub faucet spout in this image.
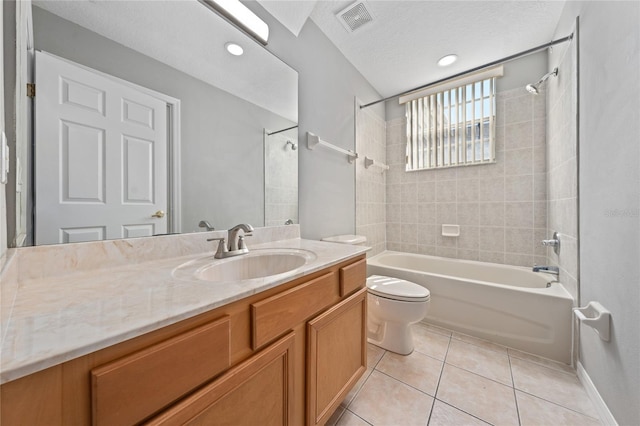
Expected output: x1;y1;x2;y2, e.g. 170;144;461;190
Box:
532;265;559;275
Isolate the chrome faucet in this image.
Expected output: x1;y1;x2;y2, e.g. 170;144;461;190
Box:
532;265;559;275
228;223;254;251
208;223;254;259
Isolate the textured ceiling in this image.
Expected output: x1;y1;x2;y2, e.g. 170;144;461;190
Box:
257;0;318;36
33;0;298;122
310;0;566;98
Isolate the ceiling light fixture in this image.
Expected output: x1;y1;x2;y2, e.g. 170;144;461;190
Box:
437;54;458;67
225;42;244;56
199;0;269;45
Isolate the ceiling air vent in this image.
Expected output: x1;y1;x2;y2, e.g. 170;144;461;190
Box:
337;1;374;33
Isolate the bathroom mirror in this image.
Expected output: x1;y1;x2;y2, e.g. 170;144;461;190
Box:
264;127;299;227
12;0;298;246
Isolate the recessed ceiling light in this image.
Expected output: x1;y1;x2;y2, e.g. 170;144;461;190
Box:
225;42;244;56
437;54;458;67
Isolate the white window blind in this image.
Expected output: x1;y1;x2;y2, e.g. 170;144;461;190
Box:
404;75;498;171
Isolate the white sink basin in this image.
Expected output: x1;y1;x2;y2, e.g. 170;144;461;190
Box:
193;249;316;282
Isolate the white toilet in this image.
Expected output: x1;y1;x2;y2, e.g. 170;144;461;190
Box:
366;275;430;355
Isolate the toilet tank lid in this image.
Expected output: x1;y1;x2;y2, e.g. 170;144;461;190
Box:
321;234;367;244
366;275;430;301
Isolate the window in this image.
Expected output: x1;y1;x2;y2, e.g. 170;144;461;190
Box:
402;67;502;171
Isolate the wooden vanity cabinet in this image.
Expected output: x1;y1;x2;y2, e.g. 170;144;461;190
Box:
0;254;366;426
307;288;367;426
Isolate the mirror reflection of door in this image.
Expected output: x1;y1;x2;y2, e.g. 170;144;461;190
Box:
35;51;170;245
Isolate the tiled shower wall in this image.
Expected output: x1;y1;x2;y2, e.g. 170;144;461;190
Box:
546;39;579;300
264;132;298;227
355;106;386;256
385;89;548;266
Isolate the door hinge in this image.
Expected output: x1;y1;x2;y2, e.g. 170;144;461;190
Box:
27;83;35;98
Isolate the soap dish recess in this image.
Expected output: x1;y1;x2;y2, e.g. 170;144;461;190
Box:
574;301;611;342
441;224;460;237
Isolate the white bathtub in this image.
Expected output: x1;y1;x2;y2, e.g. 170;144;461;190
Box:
367;251;574;363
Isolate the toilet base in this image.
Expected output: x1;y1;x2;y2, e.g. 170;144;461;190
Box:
367;320;415;355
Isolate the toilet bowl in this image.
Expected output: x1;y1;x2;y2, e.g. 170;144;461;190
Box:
366;275;430;355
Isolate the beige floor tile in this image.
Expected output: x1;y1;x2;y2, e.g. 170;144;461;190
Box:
340;343;387;408
341;367;373;408
451;331;509;354
336;410;372;426
428;400;490;426
367;343;386;369
375;350;443;396
349;370;434;426
419;321;453;337
437;364;519;426
516;390;602;426
412;324;451;360
445;339;512;385
510;357;599;419
508;347;575;374
326;406;346;426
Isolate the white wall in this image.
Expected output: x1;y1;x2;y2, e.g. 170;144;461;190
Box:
246;2;384;241
0;0;6;260
555;2;640;425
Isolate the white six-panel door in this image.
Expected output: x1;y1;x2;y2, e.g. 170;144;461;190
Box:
35;51;167;245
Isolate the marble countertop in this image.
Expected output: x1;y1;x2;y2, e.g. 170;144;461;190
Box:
0;238;368;384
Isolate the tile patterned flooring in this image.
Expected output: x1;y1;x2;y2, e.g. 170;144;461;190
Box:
328;323;601;426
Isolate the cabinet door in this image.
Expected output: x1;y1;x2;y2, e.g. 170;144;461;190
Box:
307;288;367;426
146;331;295;426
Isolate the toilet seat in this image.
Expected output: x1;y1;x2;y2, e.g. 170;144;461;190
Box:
366;275;430;302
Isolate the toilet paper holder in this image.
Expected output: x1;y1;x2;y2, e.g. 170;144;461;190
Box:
573;302;611;342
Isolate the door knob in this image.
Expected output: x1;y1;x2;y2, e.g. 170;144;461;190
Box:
151;210;165;218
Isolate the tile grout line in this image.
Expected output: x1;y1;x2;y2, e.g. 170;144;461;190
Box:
514;388;603;422
449;333;509;355
443;363;514;389
426;334;452;425
345;409;374;426
341;345;388;412
508;352;523;426
508;352;602;423
373;369;437;399
431;399;492;426
507;350;576;376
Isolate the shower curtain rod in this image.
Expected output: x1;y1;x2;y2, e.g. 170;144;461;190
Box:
267;125;298;136
360;33;574;109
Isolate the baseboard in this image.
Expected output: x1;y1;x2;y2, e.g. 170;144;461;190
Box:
576;361;618;425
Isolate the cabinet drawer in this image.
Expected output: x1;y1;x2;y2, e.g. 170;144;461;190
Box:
339;258;366;296
145;332;295;426
251;272;339;349
91;316;230;426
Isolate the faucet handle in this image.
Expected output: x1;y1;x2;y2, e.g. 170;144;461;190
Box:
207;237;228;258
237;234;252;250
